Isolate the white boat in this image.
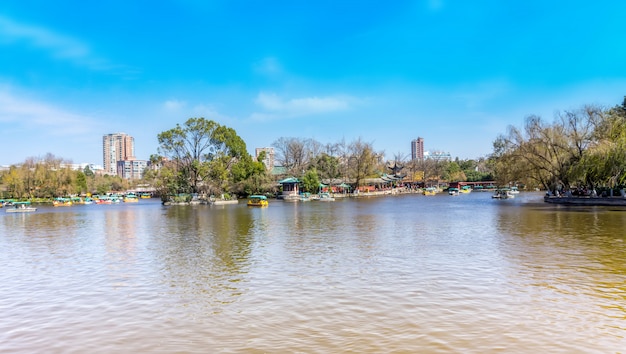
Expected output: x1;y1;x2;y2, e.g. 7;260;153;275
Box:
509;186;520;194
317;192;335;201
492;188;515;199
6;203;37;213
448;188;459;196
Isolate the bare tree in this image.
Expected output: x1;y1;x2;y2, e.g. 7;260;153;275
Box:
347;137;380;188
271;137;322;175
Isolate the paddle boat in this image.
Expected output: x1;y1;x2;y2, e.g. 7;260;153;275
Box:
423;187;438;196
247;195;269;207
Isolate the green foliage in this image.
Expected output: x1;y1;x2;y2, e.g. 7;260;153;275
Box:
155;117;267;198
301;169;320;193
313;153;341;180
442;162;466;182
75;172;87;194
83;165;94;177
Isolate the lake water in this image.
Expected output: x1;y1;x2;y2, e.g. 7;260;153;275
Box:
1;192;625;353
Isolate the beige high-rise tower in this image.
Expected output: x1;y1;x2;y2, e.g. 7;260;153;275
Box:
103;133;135;175
411;137;424;161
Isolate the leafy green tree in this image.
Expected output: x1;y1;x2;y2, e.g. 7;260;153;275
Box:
442;161;466;182
157;118;263;198
313;153;341;181
157;118;220;194
75;171;88;194
301;168;320;193
2;166;25;198
83;165;94;177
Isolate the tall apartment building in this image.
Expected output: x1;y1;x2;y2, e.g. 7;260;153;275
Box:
103;133;135;176
411;137;424;161
255;147;275;171
117;159;148;180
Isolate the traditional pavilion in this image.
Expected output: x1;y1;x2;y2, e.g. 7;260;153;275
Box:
277;177;300;198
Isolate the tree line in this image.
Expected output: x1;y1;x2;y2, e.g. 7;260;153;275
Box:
6;94;623;201
1;117;495;200
0;153;132;199
491;97;626;193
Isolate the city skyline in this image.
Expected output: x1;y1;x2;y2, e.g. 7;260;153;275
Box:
1;2;625;165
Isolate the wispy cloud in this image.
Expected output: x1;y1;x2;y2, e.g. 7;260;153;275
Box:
252;92;351;121
163;99;187;111
253;57;284;77
0;15;119;71
0;86;101;136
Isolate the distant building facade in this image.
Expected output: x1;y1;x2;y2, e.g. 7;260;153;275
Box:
411;137;425;161
103;133;135;176
117;159;148;180
426;150;452;161
255;147;275;171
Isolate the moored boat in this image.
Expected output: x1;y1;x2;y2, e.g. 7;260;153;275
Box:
53;197;73;207
544;195;626;206
124;193;139;202
448;187;459;196
423;187;437;196
6;202;37;213
94;195;113;204
317;192;335;201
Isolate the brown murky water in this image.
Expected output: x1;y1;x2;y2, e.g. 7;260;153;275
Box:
1;193;625;353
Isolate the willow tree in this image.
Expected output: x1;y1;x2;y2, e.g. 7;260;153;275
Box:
492;105;601;190
573;102;626;188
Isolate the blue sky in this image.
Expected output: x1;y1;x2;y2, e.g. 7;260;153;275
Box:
1;1;625;165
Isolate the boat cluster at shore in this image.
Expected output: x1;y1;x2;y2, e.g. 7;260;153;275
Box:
7;185;626;210
1;192;152;211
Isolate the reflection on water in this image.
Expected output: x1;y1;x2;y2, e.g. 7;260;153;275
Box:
1;194;625;353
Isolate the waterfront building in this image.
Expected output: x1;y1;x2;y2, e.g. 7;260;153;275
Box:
277;177;300;198
411;137;424;161
255;147;275;171
103;133;135;176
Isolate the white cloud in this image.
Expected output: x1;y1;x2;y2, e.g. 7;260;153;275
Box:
0;15;116;71
163;99;187;111
0;87;100;136
253;92;351;119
